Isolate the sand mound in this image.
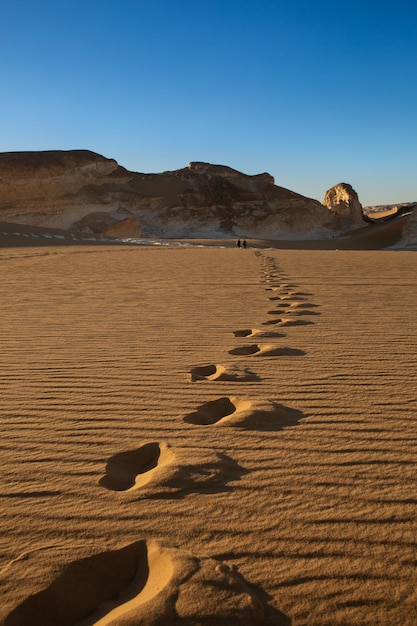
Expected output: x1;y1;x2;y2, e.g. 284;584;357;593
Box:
184;397;305;430
5;540;279;626
100;442;246;497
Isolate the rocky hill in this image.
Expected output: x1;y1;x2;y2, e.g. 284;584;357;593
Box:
0;150;365;238
322;183;364;228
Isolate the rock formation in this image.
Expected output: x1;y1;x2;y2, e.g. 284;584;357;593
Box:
323;183;365;228
0;150;360;238
398;207;417;249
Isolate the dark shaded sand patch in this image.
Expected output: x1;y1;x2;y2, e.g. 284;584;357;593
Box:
190;364;260;382
229;344;262;355
184;397;236;425
233;329;253;337
229;344;306;357
184;396;305;431
6;540;286;625
99;442;174;491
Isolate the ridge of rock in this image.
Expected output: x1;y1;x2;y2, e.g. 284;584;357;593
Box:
0;150;360;238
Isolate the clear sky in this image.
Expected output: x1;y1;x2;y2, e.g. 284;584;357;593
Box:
2;0;416;206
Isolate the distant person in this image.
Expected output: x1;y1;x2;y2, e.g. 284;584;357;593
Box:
243;239;247;249
237;239;241;248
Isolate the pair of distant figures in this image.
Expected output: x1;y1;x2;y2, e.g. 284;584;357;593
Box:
237;239;247;249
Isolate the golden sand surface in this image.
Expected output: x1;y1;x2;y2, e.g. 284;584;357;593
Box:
1;242;417;625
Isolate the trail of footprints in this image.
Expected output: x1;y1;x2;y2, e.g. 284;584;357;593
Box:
8;252;318;624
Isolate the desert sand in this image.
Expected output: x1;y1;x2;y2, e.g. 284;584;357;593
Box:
1;231;417;625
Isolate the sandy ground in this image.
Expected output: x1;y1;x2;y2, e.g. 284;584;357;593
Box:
0;237;417;625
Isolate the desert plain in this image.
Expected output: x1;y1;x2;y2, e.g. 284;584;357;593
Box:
1;228;417;625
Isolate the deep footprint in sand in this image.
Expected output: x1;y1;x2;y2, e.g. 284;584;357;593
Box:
262;318;314;327
281;309;320;317
229;344;305;357
233;328;285;339
100;442;246;497
190;363;260;382
5;540;284;625
184;396;305;430
268;309;320;317
99;442;175;491
279;317;315;326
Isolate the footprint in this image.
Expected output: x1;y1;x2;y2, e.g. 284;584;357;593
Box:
233;328;285;339
229;344;305;357
6;540;280;625
289;298;320;309
184;397;237;425
100;443;245;497
282;309;320;316
5;541;171;626
184;397;305;431
279;317;314;327
233;329;254;337
190;364;260;382
99;442;175;491
229;344;262;355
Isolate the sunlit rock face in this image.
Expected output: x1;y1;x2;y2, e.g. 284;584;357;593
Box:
0;150;132;230
323;183;365;228
400;209;417;249
0;150;358;238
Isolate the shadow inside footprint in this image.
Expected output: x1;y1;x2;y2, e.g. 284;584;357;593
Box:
99;443;166;491
233;329;253;337
184;397;236;425
229;344;261;356
190;364;217;379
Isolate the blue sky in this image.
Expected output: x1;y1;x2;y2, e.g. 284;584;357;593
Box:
2;0;416;205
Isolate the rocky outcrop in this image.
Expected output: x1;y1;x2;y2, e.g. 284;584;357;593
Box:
397;208;417;249
0;150;133;230
0;150;358;238
323;183;365;228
